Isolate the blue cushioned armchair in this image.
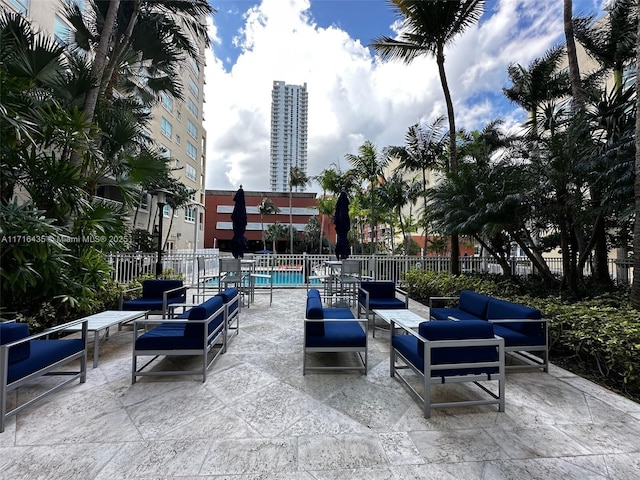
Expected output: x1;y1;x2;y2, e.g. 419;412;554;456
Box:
132;292;234;383
1;319;88;432
304;289;367;374
357;281;409;337
390;319;505;418
121;279;187;317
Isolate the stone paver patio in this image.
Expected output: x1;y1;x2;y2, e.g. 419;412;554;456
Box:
2;288;640;479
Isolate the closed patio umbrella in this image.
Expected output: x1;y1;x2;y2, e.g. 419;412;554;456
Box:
231;186;247;259
334;191;350;260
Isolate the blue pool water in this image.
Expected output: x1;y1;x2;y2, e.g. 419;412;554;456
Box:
208;270;321;287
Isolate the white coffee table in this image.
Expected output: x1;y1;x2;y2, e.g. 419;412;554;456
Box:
63;310;147;368
372;309;429;331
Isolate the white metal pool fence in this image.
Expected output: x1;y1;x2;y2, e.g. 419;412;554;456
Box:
106;251;634;287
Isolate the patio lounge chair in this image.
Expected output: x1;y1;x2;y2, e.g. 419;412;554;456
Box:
120;279;187;317
357;281;409;337
1;319;88;433
390;319;505;418
304;289;367;374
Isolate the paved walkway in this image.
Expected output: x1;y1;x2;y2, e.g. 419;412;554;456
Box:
2;289;640;479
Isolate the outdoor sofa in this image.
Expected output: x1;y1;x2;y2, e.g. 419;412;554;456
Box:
1;318;88;433
429;290;548;372
304;288;367;374
131;287;240;383
391;318;505;418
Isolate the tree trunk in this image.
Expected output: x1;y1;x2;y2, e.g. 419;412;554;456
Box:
83;0;120;125
289;189;293;253
563;0;585;107
436;45;460;275
630;10;640;309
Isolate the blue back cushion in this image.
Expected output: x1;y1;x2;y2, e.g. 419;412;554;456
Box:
217;287;239;313
142;279;184;299
185;296;225;337
458;290;491;319
306;289;324;336
0;322;31;364
486;298;543;335
418;320;498;371
360;281;395;299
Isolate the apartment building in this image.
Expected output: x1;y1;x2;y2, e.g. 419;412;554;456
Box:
270;81;309;192
2;0;208;251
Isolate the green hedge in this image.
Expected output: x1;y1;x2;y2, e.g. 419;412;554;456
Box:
403;270;640;400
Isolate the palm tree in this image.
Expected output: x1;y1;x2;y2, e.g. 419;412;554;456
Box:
372;0;484;273
265;222;289;254
288;166;309;253
314;166;348;253
345;140;388;254
387;117;447;255
573;0;637;95
257;197;279;250
377;171;421;255
502;45;571;139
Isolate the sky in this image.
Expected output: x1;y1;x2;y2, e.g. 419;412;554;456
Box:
203;0;607;193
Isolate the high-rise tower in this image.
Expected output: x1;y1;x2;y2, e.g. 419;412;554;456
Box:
270;81;308;192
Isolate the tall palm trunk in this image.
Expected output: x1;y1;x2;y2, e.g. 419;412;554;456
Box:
83;0;120;125
436;45;460;274
631;11;640;309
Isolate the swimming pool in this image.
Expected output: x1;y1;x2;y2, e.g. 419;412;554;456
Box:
207;270;321;287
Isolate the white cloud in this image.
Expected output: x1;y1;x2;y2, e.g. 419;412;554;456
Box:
203;0;586;192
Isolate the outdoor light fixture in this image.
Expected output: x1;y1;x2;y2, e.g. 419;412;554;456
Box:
148;188;173;278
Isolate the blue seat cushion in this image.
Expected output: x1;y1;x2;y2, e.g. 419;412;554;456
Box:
122;296;185;311
305;321;365;348
458;290;491;319
135;322;212;350
1;322;30;364
430;308;481;321
367;298;406;310
492;324;545;347
185;296;225;337
486;298;543;336
7;339;84;384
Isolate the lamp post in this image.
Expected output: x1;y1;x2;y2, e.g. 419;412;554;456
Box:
189;200;205;284
149;188;172;278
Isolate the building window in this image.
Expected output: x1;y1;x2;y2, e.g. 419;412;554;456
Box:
188;78;199;99
139;192;149;211
185;164;197;181
162;204;170;218
161;93;173;112
187;98;198;118
8;0;28;14
186;141;197;160
54;15;71;44
161;117;172;139
185;205;196;223
188;57;199;78
175;134;181;145
187;120;197;139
